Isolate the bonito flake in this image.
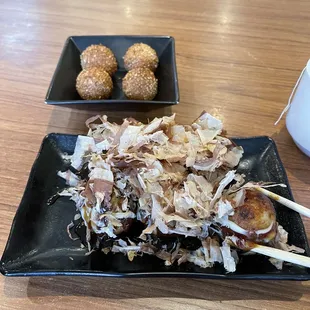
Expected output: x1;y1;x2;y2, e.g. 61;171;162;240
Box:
55;112;297;273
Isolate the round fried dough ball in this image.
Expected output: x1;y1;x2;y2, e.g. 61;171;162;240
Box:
122;68;158;100
80;44;117;75
76;67;113;100
123;43;158;72
229;190;277;243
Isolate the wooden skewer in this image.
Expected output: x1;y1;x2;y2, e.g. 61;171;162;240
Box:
255;187;310;218
227;238;310;269
250;244;310;268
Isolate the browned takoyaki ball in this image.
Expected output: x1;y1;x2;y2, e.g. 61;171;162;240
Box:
229;190;277;243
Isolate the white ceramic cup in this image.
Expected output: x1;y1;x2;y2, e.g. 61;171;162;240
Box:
286;59;310;157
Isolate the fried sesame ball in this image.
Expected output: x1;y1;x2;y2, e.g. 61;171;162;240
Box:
122;68;158;100
123;43;158;72
80;44;117;75
76;67;113;100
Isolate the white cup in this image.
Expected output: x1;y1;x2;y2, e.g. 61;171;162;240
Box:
286;60;310;157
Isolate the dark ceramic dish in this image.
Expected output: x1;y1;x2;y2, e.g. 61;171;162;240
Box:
1;134;309;279
45;36;179;105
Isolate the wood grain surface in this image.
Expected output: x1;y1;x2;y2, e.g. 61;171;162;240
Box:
0;0;310;309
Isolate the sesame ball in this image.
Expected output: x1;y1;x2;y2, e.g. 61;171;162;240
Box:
76;67;113;100
123;43;158;72
80;44;117;75
122;68;158;100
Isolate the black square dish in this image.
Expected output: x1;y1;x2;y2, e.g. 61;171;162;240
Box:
45;36;179;105
1;134;309;279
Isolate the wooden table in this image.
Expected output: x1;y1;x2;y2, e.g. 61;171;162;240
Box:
0;0;310;309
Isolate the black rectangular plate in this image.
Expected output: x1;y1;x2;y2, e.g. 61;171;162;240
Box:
1;134;309;279
45;36;179;105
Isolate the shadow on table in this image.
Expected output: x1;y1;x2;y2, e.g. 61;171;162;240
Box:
3;277;306;302
46;103;173;135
